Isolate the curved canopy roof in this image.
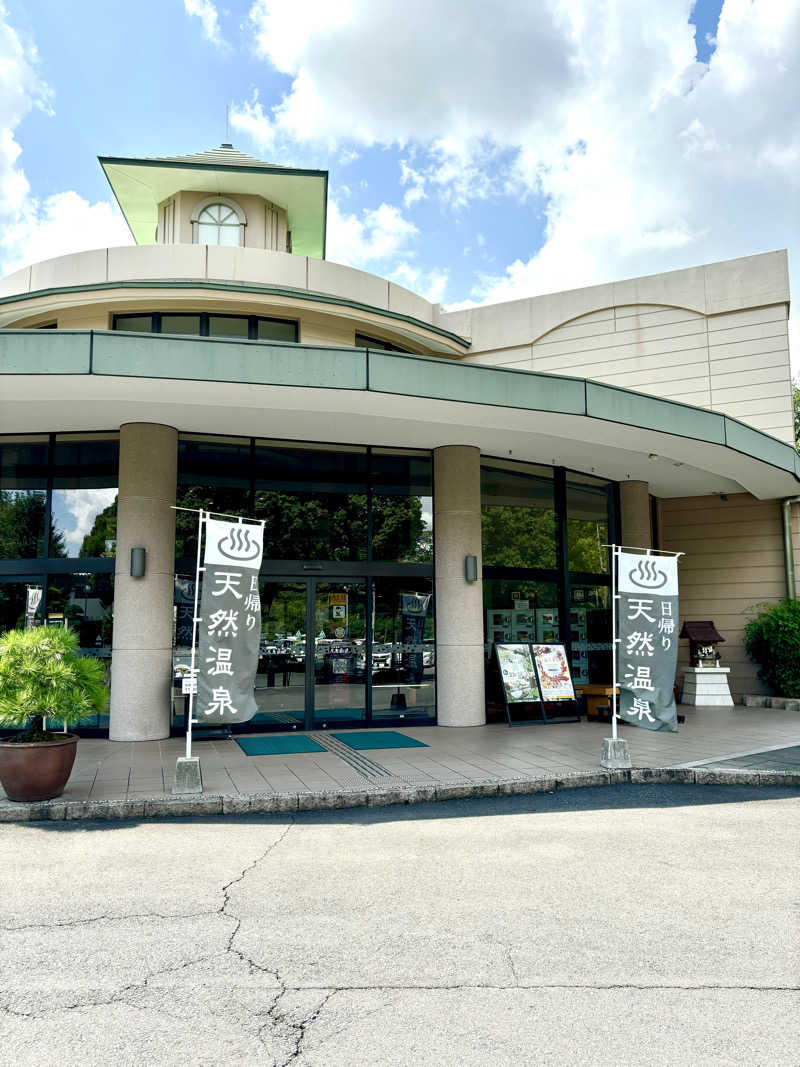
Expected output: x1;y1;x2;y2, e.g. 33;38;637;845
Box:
99;144;328;258
1;330;798;500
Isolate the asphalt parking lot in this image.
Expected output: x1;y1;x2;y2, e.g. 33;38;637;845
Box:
1;784;798;1066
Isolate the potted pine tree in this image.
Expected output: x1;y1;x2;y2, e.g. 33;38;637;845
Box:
0;627;108;802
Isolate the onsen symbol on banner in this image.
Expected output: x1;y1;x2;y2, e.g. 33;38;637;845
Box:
217;525;260;563
628;558;668;590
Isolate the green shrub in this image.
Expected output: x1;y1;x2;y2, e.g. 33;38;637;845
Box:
0;626;108;740
743;600;800;698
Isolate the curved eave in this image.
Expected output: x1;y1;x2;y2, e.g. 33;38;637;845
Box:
1;331;797;499
0;280;469;355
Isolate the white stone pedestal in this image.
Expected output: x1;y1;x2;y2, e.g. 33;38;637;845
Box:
681;667;734;707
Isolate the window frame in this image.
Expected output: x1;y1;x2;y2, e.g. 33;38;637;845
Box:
112;312;299;343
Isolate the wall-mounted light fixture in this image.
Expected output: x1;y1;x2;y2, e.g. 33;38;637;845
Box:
464;555;478;583
130;547;146;578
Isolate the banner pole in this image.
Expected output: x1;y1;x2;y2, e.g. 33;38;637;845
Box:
611;544;618;741
185;509;205;760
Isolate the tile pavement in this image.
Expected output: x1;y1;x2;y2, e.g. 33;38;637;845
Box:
1;704;798;820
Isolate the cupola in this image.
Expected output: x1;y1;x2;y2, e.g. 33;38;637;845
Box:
99;144;328;258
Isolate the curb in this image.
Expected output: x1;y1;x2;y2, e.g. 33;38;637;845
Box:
1;766;798;823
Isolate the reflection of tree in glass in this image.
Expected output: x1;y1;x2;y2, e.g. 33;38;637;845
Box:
0;490;65;559
568;519;608;573
79;498;117;558
174;487;429;564
0;492;65;632
481;506;557;568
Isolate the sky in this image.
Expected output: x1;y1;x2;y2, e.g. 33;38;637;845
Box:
0;0;797;361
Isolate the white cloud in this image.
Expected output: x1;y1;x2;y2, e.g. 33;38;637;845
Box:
467;0;800;353
245;0;575;149
390;262;448;304
240;0;799;367
2;192;132;276
184;0;227;49
0;8;132;275
53;489;117;555
326;200;417;266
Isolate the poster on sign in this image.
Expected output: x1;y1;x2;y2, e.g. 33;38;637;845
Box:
616;552;679;733
531;644;575;701
495;643;542;703
195;519;264;724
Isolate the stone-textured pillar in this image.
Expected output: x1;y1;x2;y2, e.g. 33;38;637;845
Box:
619;480;652;549
434;445;485;727
110;423;177;741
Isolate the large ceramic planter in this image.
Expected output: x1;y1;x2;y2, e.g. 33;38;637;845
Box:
0;735;78;802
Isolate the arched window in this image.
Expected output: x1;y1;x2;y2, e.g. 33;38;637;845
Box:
193;199;245;246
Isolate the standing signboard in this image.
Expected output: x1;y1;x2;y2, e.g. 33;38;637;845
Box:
496;643;542;704
195;518;265;724
616;551;679;733
494;642;580;726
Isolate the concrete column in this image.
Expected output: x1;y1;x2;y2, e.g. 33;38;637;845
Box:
434;445;485;727
110;423;177;741
619;480;652;549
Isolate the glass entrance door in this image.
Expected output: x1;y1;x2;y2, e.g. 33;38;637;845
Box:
255;578;367;731
312;580;367;729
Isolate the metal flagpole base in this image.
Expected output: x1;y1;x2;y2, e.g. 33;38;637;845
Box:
172;756;203;794
600;737;632;770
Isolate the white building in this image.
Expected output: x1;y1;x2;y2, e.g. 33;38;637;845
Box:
0;144;796;739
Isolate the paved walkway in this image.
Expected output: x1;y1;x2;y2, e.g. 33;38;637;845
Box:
2;704;798;820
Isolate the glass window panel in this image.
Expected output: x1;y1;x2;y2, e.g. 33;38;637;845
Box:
254;444;368;561
0;438;50;559
208;315;249;337
482;578;558;719
370;578;435;724
45;572;113;728
52;437;119;559
568;583;612;686
161;315;201;335
354;333;409;353
567;478;610;574
197;222;219;244
249;579;308;730
176;437;251;560
0;577;44;632
372;452;433;563
481;464;557;569
257;319;297;343
114;316;152;332
313;581;367;728
218;225;241;247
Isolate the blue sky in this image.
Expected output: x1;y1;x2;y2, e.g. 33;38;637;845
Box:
0;0;796;336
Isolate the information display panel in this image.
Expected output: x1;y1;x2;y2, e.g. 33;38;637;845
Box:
531;644;575;702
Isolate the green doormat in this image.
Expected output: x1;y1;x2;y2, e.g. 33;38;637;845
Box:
332;731;428;750
235;735;325;755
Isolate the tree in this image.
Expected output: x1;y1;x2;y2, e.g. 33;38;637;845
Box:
481;505;557;568
0;626;108;740
0;490;65;559
794;377;800;451
79;499;117;557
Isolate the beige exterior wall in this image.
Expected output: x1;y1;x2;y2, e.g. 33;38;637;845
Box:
0;246;460;355
659;492;792;700
447;252;794;445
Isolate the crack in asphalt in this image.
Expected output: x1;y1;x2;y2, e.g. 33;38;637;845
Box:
0;819;299;1048
221;819;295;979
0;908;219;933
